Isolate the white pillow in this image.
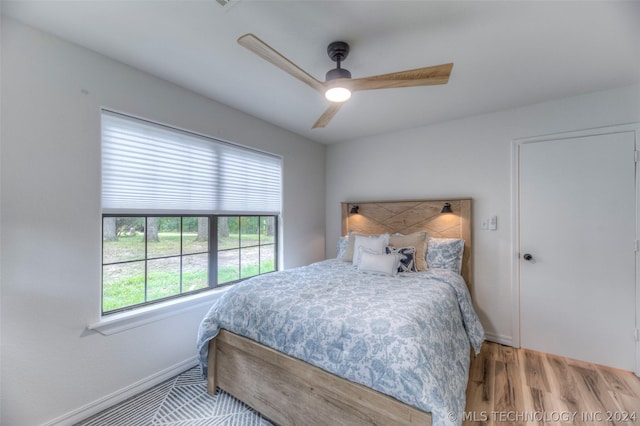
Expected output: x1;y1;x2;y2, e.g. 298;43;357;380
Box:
342;232;391;262
353;234;389;266
358;249;401;276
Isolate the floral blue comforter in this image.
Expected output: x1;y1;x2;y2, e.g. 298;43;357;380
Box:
197;259;484;426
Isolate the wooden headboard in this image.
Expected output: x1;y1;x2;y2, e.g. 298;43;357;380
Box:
341;198;472;290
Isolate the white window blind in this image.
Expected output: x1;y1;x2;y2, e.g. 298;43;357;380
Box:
101;110;282;214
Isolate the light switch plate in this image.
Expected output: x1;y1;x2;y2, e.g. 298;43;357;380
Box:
489;215;497;230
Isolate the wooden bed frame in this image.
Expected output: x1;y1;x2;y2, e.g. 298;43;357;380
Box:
207;198;472;425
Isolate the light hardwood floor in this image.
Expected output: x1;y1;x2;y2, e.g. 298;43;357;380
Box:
464;342;640;425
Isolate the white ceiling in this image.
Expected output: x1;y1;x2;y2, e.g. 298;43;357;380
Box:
2;0;639;144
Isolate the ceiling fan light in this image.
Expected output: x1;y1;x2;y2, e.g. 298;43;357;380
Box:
325;67;352;102
325;86;351;102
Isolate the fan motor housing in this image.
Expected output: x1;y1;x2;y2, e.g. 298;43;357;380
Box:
327;41;350;62
326;68;351;81
326;41;351;81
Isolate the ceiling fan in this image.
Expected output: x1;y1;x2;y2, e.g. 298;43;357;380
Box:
237;33;453;129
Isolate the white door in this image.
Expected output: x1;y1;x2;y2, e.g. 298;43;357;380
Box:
518;129;637;371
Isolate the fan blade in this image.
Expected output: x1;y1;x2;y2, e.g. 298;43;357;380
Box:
312;103;344;129
238;34;324;93
349;63;453;91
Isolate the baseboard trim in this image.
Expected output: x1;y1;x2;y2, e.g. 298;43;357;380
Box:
40;357;199;426
41;333;514;425
484;332;513;347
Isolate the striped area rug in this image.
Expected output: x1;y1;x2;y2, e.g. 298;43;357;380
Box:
75;367;274;425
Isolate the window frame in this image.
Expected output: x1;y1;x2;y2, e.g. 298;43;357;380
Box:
101;214;278;315
100;109;282;318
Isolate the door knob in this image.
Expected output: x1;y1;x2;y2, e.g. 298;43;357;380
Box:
523;253;533;261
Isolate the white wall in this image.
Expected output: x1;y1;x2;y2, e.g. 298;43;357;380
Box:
0;18;325;426
326;84;640;345
3;13;639;426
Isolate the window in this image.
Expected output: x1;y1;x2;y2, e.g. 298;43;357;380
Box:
216;216;277;283
101;111;281;315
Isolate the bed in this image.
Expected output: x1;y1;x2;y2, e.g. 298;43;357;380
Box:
196;199;484;426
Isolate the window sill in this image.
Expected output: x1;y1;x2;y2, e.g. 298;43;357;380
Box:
87;287;230;336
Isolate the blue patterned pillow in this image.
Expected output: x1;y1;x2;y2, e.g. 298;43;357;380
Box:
386;246;418;273
426;238;465;274
336;236;348;259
